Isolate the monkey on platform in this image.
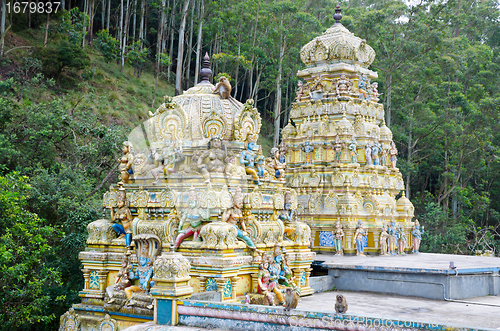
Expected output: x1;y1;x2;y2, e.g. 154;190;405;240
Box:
335;294;348;314
213;76;232;99
284;287;299;312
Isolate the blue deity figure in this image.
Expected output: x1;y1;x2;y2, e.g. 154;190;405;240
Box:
358;76;368;99
124;243;155;306
412;220;425;253
302;139;315;165
256;146;266;178
372;141;381;166
279;192;295;224
240;141;260;184
388;221;398;255
222;188;256;249
353;220;368;256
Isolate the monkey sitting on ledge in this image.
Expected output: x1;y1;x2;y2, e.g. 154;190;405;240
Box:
213;76;232;99
284;287;299;312
335;294;348;314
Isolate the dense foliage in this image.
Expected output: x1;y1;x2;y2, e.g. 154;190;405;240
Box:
0;0;500;329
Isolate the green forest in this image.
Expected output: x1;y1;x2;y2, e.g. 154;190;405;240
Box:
0;0;499;329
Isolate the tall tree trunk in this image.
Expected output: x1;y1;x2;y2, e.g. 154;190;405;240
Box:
385;73;392;126
273;17;284;147
101;0;105;30
43;13;49;47
185;0;194;87
138;0;145;43
82;0;88;47
61;0;66;10
120;0;130;73
107;0;110;30
132;0;137;42
193;0;204;84
175;0;190;95
167;0;176;80
152;0;166;108
119;0;123;54
406;108;413;199
89;0;94;43
1;0;6;56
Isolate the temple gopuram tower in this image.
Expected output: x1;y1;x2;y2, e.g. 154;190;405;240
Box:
282;6;415;255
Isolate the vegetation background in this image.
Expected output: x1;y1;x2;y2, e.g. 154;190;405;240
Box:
0;0;499;329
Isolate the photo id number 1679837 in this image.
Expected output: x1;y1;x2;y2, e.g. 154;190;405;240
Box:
6;1;61;14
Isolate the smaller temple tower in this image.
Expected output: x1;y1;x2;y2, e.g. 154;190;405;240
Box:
282;5;415;255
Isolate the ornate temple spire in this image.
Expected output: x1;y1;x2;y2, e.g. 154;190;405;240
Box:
199;52;212;85
334;4;342;24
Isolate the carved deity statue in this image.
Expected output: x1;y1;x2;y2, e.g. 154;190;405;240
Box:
109;184;133;248
268;247;285;304
296;81;306;102
106;253;132;304
372;141;381;166
336;73;352;97
290;169;303;188
257;257;280;305
222;187;256;249
365;143;373;166
353;220;368;256
348;139;358;164
369;82;380;102
302;139;315;165
125;242;154;307
174;188;209;249
379;225;389;256
381;143;389;166
333;219;344;255
390;141;398;168
397;225;407;255
279;192;295;225
388;220;397;255
118;141;134;184
240;141;261;185
358;76;368;99
332;135;342;163
198;137;229;183
270;147;286;181
412;220;424;254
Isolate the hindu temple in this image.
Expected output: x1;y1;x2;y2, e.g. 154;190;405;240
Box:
59;6;424;331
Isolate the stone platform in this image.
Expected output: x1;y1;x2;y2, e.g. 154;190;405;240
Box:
314;252;500;300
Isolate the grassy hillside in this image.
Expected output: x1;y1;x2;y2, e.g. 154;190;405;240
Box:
1;27;174;128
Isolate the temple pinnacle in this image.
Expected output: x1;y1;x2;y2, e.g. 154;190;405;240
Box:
334;4;342;24
199;52;212;84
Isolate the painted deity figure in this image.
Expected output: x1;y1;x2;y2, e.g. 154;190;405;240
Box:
278;142;287;164
174;188;209;249
397;225;407;255
336;73;352;97
348;139;358;163
372;141;381;166
332;135;342;163
256;146;266;178
222;187;256;249
353;220;368;256
290;169;303;188
379;225;389;256
257;259;277;305
381;143;389;166
333;220;344;255
125;242;154;306
268;246;285;304
412;220;425;254
109;184;133;248
296;80;305;102
198;137;229;183
106;253;132;304
279;253;294;287
118;141;134;184
279;192;295;224
240;140;261;184
270;147;286;181
302;139;314;165
369;82;380;102
390;141;398;168
365;143;373;166
388;220;398;255
358;76;368;99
